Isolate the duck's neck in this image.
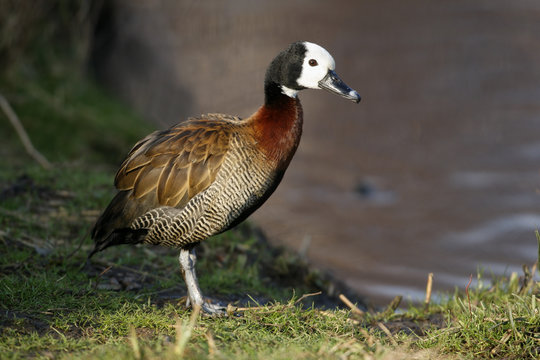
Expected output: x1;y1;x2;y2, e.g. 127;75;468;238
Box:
252;81;303;166
264;80;296;106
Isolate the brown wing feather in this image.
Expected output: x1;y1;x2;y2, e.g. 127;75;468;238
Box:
132;166;161;198
114;117;235;210
91;115;241;249
161;163;188;206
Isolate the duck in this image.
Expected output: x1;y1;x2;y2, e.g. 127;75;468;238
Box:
89;41;360;314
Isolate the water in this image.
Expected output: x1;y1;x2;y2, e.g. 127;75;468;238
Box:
95;0;540;305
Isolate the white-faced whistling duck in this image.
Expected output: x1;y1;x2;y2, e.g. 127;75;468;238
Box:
90;41;360;314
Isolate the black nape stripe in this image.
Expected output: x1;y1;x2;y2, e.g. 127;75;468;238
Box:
264;42;307;105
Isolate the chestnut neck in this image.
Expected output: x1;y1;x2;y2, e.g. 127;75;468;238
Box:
253;81;303;166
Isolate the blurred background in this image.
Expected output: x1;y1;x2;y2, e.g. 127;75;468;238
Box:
2;0;540;305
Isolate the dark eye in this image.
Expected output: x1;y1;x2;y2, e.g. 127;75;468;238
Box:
308;59;318;66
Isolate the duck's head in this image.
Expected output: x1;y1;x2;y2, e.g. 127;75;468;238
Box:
265;41;361;104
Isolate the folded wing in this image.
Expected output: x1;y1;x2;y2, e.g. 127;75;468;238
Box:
91;115;237;247
115;117;233;208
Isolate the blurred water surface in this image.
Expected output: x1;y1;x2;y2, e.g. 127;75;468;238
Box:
93;0;540;305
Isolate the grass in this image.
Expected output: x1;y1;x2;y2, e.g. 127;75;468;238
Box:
2;218;538;360
1;13;540;358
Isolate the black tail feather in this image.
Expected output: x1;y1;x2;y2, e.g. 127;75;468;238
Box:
89;189;155;259
88;228;148;259
91;191;132;242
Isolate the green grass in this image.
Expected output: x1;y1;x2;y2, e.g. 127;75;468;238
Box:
1;20;539;359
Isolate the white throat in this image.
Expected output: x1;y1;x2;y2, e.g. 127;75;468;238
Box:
281;85;298;98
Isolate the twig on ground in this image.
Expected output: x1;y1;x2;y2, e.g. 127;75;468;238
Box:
424;272;434;310
231;305;266;312
381;295;402;317
0;92;52;169
339;293;365;316
294;291;322;305
490;329;512;356
98;265;113;277
377;322;398;346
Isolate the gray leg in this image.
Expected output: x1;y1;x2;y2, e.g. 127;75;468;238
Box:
178;248;225;315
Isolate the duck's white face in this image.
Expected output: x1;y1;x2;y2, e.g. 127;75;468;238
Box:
296;42;336;89
277;41;360;103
